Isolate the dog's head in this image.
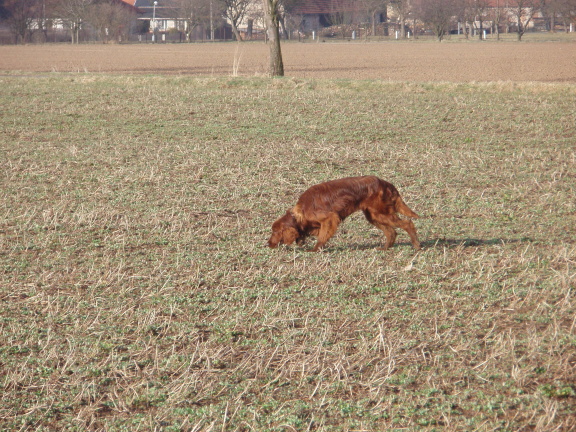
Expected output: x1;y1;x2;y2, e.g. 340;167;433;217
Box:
268;210;301;248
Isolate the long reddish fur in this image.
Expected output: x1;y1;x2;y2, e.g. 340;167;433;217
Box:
268;176;421;252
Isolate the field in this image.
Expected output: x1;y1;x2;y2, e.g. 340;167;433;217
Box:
1;33;576;81
1;40;576;431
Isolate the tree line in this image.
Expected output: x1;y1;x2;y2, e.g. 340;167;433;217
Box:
0;0;139;43
0;0;575;44
404;0;575;41
0;0;253;44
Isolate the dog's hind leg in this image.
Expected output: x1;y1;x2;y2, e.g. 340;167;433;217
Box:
388;218;420;250
364;210;397;250
370;212;420;251
375;224;398;250
311;213;340;252
395;219;420;250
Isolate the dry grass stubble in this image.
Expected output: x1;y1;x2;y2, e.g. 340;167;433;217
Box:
0;76;575;430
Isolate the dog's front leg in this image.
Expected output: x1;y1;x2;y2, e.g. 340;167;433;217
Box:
310;214;340;252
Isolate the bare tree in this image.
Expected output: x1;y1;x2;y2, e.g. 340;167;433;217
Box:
539;0;573;31
262;0;283;76
487;0;508;39
453;0;474;37
3;0;41;43
278;0;304;38
390;0;412;38
540;0;554;30
283;12;304;39
557;0;576;31
173;0;212;41
416;0;458;41
220;0;249;40
328;0;353;30
244;6;263;39
508;0;539;40
54;0;92;43
472;0;490;39
85;0;135;43
360;0;388;36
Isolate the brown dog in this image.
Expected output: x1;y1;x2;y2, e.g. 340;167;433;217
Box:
268;176;421;252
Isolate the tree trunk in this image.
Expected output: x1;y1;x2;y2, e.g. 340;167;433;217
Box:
247;19;253;39
231;22;242;41
381;10;388;36
262;0;284;76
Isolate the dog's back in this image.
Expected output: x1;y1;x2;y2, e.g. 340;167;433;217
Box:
296;176;385;219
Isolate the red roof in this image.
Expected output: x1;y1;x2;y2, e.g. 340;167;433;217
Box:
116;0;141;12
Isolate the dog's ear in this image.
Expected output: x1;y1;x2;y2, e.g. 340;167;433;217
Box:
268;215;285;248
269;210;300;248
281;211;300;245
268;211;292;248
282;227;299;245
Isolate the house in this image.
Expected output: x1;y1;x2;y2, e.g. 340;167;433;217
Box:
125;0;231;41
124;0;179;34
291;0;369;32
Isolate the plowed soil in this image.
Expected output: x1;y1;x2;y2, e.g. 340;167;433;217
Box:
1;40;575;81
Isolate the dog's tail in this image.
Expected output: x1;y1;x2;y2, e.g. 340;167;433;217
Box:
395;196;419;219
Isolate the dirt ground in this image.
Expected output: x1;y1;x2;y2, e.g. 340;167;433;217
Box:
1;39;576;82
